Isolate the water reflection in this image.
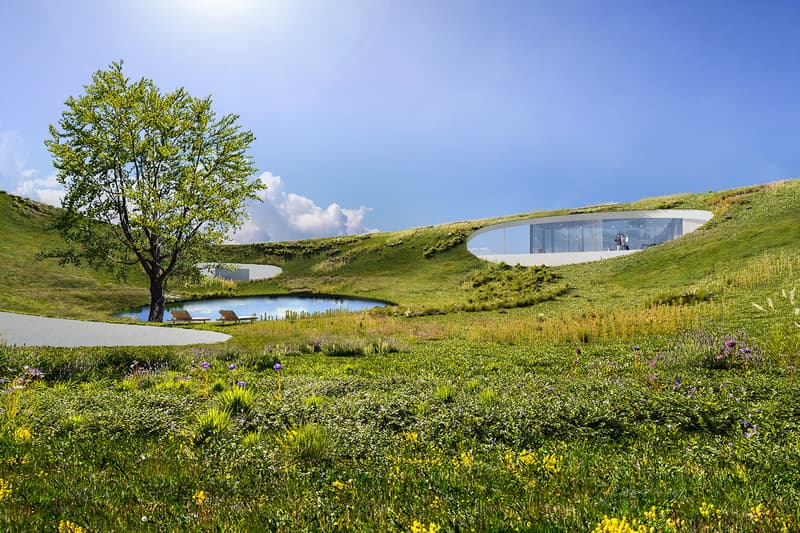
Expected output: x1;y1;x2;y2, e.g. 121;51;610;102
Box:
118;295;389;322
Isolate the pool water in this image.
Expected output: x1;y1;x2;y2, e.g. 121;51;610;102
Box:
118;294;389;322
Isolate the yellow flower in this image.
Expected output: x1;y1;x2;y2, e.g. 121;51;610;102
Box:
0;478;11;502
193;489;207;507
58;521;84;533
452;450;474;471
748;503;771;523
402;431;420;445
410;521;441;533
643;506;657;521
541;453;563;475
699;501;721;519
591;515;648;533
518;449;536;466
331;479;346;491
14;427;32;443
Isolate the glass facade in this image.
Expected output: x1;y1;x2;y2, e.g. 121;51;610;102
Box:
468;217;684;255
530;218;683;253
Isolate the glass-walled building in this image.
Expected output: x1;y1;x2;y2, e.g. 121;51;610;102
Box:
467;210;713;266
530;217;683;253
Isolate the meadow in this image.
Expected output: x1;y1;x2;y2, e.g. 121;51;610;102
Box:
1;181;800;531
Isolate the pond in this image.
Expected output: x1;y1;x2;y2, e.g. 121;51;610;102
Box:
117;294;390;322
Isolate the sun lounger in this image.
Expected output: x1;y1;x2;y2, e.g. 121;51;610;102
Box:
217;309;258;323
169;309;211;323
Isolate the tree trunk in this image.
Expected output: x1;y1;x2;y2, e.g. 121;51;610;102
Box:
148;276;166;322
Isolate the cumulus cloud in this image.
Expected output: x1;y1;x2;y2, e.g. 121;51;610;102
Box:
1;133;372;242
231;171;376;243
0;129;65;206
14;174;65;206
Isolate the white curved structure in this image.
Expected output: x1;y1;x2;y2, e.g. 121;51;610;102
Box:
467;209;713;266
197;263;282;282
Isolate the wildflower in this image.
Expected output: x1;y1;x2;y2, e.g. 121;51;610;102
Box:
575;348;582;355
0;478;11;502
724;339;737;350
518;449;536;466
740;419;758;438
541;453;562;475
410;521;441;533
591;515;648;533
699;501;721;518
228;363;237;371
332;479;346;491
648;359;656;368
193;489;207;507
402;431;420;445
273;362;283;371
14;427;32;443
453;450;474;470
200;361;210;370
236;380;247;387
632;345;641;351
748;503;771;523
58;521;84;533
25;367;44;378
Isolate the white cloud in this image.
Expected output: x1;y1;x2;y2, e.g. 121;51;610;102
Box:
230;171;376;243
0;129;65;206
14;174;65;206
1;134;371;242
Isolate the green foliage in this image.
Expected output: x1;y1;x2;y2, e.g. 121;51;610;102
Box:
434;383;456;403
191;407;230;446
645;285;713;307
218;386;254;414
422;228;474;258
463;262;563;310
281;423;332;464
4;181;800;528
44;61;263;320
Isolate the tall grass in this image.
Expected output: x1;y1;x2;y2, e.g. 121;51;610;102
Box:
461;302;724;344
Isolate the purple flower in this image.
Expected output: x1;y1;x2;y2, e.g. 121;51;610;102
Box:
229;364;237;371
273;363;283;371
724;339;737;350
201;362;210;370
575;348;581;355
647;359;656;368
26;368;45;378
739;347;752;355
632;345;641;351
236;380;247;387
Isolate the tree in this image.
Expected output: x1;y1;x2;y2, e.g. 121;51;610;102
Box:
46;62;264;321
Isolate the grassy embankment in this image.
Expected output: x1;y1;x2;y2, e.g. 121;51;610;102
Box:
0;181;799;531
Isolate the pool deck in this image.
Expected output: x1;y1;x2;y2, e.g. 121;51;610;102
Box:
0;311;231;347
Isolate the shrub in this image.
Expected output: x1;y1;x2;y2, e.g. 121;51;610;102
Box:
192;408;230;446
479;388;499;408
218;386;255;414
435;383;456;403
280;423;331;464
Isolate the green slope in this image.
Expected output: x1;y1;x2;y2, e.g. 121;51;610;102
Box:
0;191;146;319
210;180;800;317
1;180;798;321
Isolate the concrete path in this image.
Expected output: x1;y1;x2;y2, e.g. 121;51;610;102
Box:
0;311;231;347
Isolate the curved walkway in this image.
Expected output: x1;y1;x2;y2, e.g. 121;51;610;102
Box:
0;311;230;347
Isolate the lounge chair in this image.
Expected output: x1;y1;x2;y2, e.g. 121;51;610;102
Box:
169;309;211;323
217;309;258;323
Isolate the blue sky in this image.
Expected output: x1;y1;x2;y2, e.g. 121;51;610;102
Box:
1;0;799;242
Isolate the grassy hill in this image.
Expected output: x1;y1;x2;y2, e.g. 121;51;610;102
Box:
1;181;800;530
0;191;147;319
3;180;798;323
